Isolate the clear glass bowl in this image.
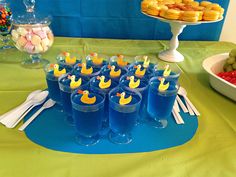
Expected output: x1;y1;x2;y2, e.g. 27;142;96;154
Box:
11;0;54;69
11;23;54;69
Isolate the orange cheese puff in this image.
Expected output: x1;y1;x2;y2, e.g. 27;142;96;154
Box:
181;11;199;22
206;3;221;10
162;0;175;5
159;9;167;18
198;11;203;21
194;6;205;11
141;0;156;12
164;9;180;20
147;3;160;16
182;0;194;4
200;1;212;7
219;8;225;18
174;0;183;3
178;10;184;20
188;1;199;7
141;1;150;12
203;10;220;21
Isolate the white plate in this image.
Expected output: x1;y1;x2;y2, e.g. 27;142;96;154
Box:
202;53;236;102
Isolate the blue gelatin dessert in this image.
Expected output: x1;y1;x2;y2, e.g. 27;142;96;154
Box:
44;64;67;104
109;54;131;69
56;52;82;72
86;53;108;69
71;89;105;146
108;87;141;144
147;77;179;128
153;63;181;82
59;73;89;125
73;62;101;80
100;65;127;82
120;74;149;121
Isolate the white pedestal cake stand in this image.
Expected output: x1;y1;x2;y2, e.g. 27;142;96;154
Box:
142;12;223;63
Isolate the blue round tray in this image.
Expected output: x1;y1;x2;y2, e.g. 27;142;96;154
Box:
24;104;198;154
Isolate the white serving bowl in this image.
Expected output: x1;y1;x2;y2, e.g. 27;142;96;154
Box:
202;53;236;102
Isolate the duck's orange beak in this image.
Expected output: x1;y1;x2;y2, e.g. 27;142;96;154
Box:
134;65;138;69
68;75;71;79
91;52;97;57
96;76;101;80
107;65;111;69
126;76;130;80
50;64;55;68
62;51;67;56
157;77;162;81
77;63;82;67
78;90;84;94
116;93;121;97
117;54;123;58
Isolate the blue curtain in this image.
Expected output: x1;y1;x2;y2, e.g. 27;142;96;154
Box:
9;0;229;40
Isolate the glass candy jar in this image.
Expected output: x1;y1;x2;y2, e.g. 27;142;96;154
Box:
11;0;54;69
0;0;13;50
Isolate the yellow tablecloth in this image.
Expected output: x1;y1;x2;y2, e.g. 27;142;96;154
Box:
0;38;236;177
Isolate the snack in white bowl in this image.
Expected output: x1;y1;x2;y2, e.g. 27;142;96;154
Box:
202;53;236;102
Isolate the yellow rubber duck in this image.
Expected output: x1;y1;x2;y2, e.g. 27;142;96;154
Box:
78;63;93;75
143;56;150;68
158;78;170;92
117;54;128;67
64;52;77;65
97;75;111;89
116;92;132;105
108;65;121;78
78;90;96;105
163;65;171;77
127;76;140;89
134;64;146;76
50;64;66;78
68;75;82;89
91;53;103;65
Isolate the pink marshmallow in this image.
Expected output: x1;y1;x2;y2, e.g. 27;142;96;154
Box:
24;42;35;54
34;30;47;39
25;32;33;41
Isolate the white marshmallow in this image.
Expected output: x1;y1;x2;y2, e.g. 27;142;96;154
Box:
16;27;28;36
32;27;42;33
11;30;19;42
31;34;42;45
41;38;50;46
34;44;44;53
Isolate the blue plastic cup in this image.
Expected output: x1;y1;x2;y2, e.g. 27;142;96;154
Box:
58;73;89;125
100;64;127;82
109;55;132;69
44;63;67;105
56;52;82;72
71;89;105;146
153;62;181;82
86;53;108;69
108;87;141;144
119;74;149;123
73;63;101;80
147;77;179;128
90;75;118;137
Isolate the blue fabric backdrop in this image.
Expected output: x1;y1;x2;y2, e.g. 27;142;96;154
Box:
9;0;229;40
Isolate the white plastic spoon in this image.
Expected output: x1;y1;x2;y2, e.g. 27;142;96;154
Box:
19;99;56;131
1;91;49;126
178;87;200;116
0;90;42;121
176;95;188;113
7;91;48;128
